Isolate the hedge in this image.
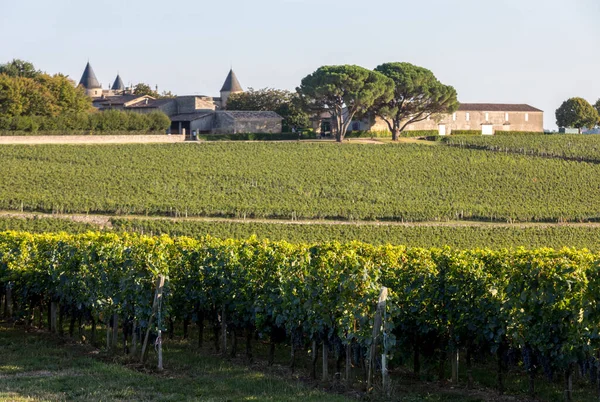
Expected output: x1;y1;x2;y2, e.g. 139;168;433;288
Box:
494;131;545;136
0;110;171;133
449;130;481;135
197;132;317;141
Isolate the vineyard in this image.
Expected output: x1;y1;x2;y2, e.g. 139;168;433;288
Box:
2;231;600;400
113;217;600;251
443;135;600;163
1;142;600;223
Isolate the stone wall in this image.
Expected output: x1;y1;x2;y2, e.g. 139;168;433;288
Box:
369;110;544;134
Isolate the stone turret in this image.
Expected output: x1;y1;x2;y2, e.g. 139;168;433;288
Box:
219;69;243;109
111;74;125;93
78;62;102;98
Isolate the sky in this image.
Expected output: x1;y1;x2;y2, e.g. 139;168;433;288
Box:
1;0;599;130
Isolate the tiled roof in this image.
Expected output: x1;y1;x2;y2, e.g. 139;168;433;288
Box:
458;103;542;112
170;112;213;122
79;62;101;89
93;94;149;106
223;111;282;120
127;98;175;108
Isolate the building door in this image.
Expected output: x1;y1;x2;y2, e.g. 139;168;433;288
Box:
438;124;446;136
482;124;493;135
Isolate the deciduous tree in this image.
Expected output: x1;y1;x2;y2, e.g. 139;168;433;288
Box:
0;59;40;78
297;65;393;142
372;62;459;141
555;97;599;134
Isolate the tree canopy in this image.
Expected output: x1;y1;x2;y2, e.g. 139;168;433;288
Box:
594;99;600;126
372;62;459;141
555;97;599;133
133;83;159;98
226;87;309;131
297;65;393;142
0;71;91;117
0;59;41;78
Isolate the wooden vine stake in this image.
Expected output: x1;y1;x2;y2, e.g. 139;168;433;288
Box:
367;287;388;394
141;275;165;369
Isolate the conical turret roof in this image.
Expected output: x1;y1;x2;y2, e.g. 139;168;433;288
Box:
79;62;101;89
111;74;124;91
220;69;243;93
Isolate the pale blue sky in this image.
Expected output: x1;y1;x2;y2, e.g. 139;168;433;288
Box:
1;0;598;129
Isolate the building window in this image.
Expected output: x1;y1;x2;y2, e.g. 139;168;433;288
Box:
505;113;509;121
525;113;529;122
466;112;470;121
452;113;457;121
485;113;489;121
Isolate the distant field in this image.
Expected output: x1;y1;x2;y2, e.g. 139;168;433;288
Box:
443;134;600;163
1;142;600;222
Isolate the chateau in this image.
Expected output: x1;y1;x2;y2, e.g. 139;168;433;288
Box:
78;62;283;135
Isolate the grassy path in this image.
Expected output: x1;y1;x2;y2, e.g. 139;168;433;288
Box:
4;210;600;229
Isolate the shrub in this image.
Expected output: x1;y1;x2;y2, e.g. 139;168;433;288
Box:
450;130;481;135
494;131;545;136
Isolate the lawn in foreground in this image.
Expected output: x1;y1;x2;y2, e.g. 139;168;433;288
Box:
0;325;349;402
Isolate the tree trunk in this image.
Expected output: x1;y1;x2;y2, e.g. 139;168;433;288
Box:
392;127;400;141
58;305;64;336
413;337;420;376
230;327;237;358
91;317;96;345
322;340;329;382
50;302;57;333
466;344;474;390
197;310;204;348
497;342;505;395
345;343;352;384
183;317;189;340
564;364;573;402
111;313;119;350
69;310;76;338
168;317;174;340
246;327;253;363
4;284;12;320
311;340;319;379
268;341;276;366
220;307;227;356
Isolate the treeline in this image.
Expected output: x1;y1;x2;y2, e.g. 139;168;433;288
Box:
0;59;170;133
0;110;171;133
1;232;599;399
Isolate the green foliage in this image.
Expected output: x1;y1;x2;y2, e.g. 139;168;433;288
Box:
345;130;438;138
0;216;97;233
443;134;600;163
3;231;600;389
0;110;170;133
1;143;600;222
0;73;92;118
595;99;600;125
450;130;481;135
0;59;40;78
110;218;600;250
494;131;544;136
297;65;394;141
133;83;159;98
226;87;310;131
198;132;316;141
555;97;599;132
372;62;459;140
